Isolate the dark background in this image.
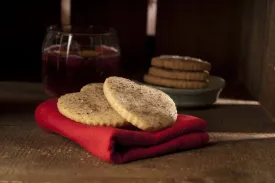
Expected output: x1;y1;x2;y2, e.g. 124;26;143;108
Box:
0;0;243;82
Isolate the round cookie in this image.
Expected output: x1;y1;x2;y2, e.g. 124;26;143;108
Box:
57;85;126;127
80;83;104;93
151;55;211;71
103;76;178;132
144;74;208;89
148;66;209;81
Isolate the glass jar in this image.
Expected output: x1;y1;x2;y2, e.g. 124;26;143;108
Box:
41;25;121;96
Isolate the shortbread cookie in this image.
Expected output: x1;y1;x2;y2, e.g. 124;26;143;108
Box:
57;86;126;127
149;67;209;81
151;55;211;71
144;74;208;89
103;76;177;132
80;83;103;93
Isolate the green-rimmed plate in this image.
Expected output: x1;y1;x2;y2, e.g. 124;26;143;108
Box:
136;75;226;107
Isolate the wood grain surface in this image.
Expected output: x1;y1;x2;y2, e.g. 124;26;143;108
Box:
260;0;275;120
0;82;275;183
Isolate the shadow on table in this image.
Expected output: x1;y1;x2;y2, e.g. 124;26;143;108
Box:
0;98;48;114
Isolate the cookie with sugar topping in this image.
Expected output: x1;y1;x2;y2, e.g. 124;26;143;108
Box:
144;74;208;89
80;83;104;93
148;66;209;81
103;76;178;132
57;84;127;127
151;55;211;71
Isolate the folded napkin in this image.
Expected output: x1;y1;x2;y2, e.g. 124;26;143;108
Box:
35;98;209;164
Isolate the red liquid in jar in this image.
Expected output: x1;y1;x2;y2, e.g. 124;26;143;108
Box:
42;45;120;96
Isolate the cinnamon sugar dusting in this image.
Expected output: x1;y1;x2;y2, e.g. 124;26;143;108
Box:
104;76;178;132
57;83;126;126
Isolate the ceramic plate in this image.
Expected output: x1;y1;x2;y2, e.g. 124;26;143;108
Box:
136;75;226;107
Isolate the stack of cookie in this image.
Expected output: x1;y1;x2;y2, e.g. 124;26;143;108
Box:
144;55;211;89
57;77;178;132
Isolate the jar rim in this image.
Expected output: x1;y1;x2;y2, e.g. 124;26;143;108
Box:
47;25;117;36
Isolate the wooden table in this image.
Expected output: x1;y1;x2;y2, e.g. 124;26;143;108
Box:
0;82;275;183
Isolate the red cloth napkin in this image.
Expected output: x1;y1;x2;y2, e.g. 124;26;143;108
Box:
35;98;209;164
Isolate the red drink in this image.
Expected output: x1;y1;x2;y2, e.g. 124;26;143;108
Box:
42;45;120;96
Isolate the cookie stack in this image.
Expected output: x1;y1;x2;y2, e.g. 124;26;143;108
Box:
144;55;211;89
57;77;178;132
